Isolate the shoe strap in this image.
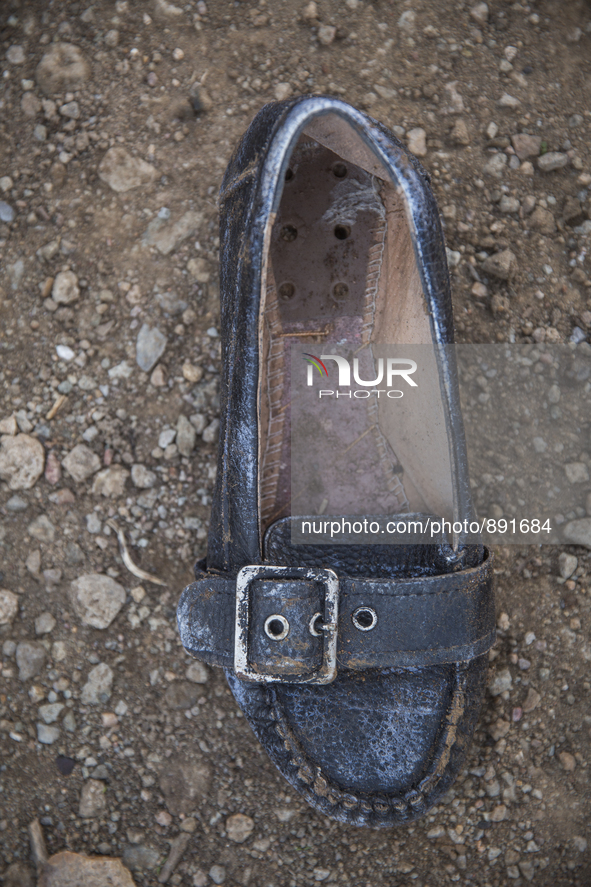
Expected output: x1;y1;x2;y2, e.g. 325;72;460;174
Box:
177;554;495;682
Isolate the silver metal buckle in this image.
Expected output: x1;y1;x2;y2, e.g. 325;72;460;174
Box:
234;565;339;685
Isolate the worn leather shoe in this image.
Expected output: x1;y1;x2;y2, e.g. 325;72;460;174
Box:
177;96;495;827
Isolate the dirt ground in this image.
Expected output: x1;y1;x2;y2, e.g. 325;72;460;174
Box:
1;0;591;885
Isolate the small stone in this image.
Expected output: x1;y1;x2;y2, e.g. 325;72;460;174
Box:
483;153;507;178
565;462;589;484
62;444;101;483
122;845;160;871
398;10;416;33
558;751;576;772
131;464;157;489
39;852;135;887
27;515;56;544
407;127;427;157
158;757;212;815
470;2;489;25
176;415;197;457
573;836;588;853
44;452;62;486
38;702;64;724
0;434;45;490
155;810;172;827
16;641;46;681
36;44;91;95
69;574;126;629
488;719;510;741
489;667;512;696
180;818;197;833
318;24;337;45
182;362;204;384
443;81;465;115
529;206;556;235
37;724;60;745
26;550;42;577
471;282;488;298
105;29;120;47
81;662;114;705
202;419;219;444
490;804;507;822
188;84;213;115
451;118;470;146
302;2;318;21
52;270;80;305
0;589;19;625
21;92;41;118
3;863;35;887
226;813;254;844
186;257;211;283
522;687;541;712
79;780;107;818
499;93;520;109
537;152;568;172
159;429;176;449
209;866;226;886
59;101;80;119
143;211;202;256
0;175;14;192
499;195;519;213
482;249;516;280
7;45;26;65
511;134;541;160
99;147;157;193
274;83;292;101
0;415;18;435
136;324;167;372
108;361;134;380
186;661;208;683
558;552;577;579
150;365;166;387
165;681;199;710
35;612;56;635
92;466;129;497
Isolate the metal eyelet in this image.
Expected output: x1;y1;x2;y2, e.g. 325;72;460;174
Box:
352;606;378;632
264;614;290;641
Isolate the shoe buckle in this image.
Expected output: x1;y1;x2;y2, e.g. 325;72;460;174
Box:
234;565;339;685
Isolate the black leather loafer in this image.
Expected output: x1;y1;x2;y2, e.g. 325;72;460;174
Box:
177;96;495;827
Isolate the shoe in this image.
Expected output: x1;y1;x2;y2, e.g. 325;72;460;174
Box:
177;96;495;827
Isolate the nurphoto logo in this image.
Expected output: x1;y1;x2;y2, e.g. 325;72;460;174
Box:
303;353;418;398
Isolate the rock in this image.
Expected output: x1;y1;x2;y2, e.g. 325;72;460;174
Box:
105;29;120;47
562;196;585;226
318;24;337;45
165;681;199;710
158;757;212;815
499;93;520;109
202;419;220;444
563;519;591;549
59;101;80;119
136;324;167;372
490;804;507;822
274;83;292;101
186;661;208;684
177;415;197;457
528;206;556;235
558;552;577;579
78;781;108;818
573;836;588;853
62;444;101;483
565;462;589;484
188;83;213;115
488;719;510;741
45;452;62;485
186;258;211;284
443;82;465;115
81;662;114;704
0;434;45;490
522;687;541;712
489;667;512;696
450;118;470;146
483;153;507;178
36;44;91;95
122;845;160;871
537;152;568;172
407;127;427;157
69;574;126;629
397;10;416;33
302;2;318;21
3;863;35;887
150;365;166;387
499;195;519;213
131;464;157;489
98;148;157;193
92;466;129;497
6;496;27;512
143;211;202;256
38;702;64;724
0;201;15;223
52;270;80;305
40;853;135;886
0;414;18;435
511;133;541;160
7;45;26;65
482;249;516;280
155;810;172;827
558;751;576;772
35;612;56;635
470;2;489;25
22;92;41;117
26;550;42;577
182;362;204;384
27;515;56;543
209;866;226;885
0;589;18;625
16;641;46;681
226;813;254;844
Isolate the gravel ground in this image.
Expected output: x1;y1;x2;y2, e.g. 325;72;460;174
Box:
1;1;591;885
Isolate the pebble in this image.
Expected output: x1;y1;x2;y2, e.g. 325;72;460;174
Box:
59;101;80;119
482;153;507;178
131;464;157;489
122;845;160;871
7;494;28;511
81;662;114;705
407;128;427;157
44;452;62;486
35;43;91;95
165;681;199;710
563;518;591;549
226;813;254;844
528;205;556;234
182;362;204;384
209;865;226;885
16;641;47;681
482;249;516;280
573;836;588;853
0;589;19;625
498;94;520;109
155;810;172;827
38;702;64;724
318;24;337;45
92;465;129;497
37;724;60;745
186;661;208;683
202;419;219;444
35;612;56;635
489;667;512;696
158;757;212;815
62;444;101;483
558;552;577;579
274;83;292;101
7;44;26;64
177;415;197;457
558;751;576;772
79;780;108;818
537;152;568;172
451;118;470;146
499;195;519;213
52;270;80;305
136;324;167;372
565;462;589;484
108;361;134;380
39;851;135;887
0;415;18;435
159;428;176;449
511;133;541;160
0;201;15;223
143;211;202;256
69;574;126;629
27;515;56;544
470;2;489;25
522;688;541;712
105;30;120;48
0;434;45;490
0;175;13;192
98;147;157;193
